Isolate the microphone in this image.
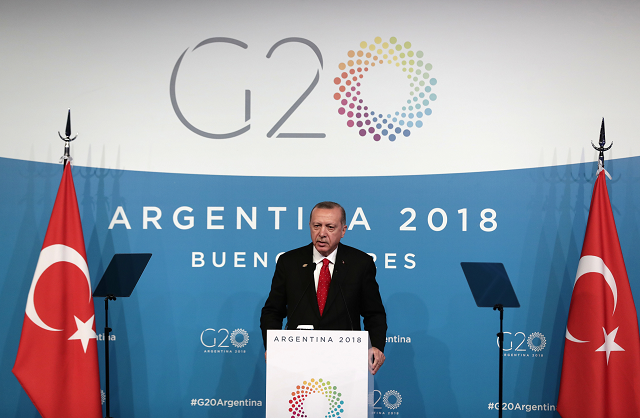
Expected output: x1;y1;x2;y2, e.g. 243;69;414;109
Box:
334;264;354;331
285;262;316;330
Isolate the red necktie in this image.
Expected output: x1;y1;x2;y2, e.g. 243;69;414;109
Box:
317;258;331;316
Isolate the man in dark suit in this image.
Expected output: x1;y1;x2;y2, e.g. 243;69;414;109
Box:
260;201;387;374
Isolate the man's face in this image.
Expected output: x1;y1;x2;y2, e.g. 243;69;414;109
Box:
309;207;347;257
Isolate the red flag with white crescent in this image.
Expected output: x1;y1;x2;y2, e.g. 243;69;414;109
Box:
13;163;102;418
557;170;640;417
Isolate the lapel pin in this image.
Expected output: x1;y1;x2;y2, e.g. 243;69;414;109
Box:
302;264;308;268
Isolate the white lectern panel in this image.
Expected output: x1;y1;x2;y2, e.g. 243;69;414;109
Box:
266;330;373;418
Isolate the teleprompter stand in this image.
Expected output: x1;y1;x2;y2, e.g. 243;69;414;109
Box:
93;254;151;418
461;262;520;418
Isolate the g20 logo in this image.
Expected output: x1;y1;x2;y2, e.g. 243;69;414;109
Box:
170;36;436;142
201;328;249;348
498;331;546;353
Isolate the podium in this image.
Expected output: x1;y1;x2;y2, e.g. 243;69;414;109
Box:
266;330;373;418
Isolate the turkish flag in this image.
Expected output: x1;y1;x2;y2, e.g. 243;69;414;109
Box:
13;163;102;418
557;170;640;417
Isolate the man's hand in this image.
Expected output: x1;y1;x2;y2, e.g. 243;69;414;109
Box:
264;351;267;363
369;347;385;375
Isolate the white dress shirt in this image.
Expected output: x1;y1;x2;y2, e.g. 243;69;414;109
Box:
312;246;337;291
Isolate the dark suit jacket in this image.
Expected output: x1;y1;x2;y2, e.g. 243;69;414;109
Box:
260;243;387;351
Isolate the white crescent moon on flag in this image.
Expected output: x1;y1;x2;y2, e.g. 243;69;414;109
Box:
565;255;618;343
25;244;91;332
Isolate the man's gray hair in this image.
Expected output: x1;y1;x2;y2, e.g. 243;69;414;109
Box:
310;201;346;226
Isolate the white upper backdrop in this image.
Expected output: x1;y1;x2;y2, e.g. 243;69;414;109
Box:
0;0;638;176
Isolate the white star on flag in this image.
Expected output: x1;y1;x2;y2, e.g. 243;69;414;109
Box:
68;315;98;353
595;327;625;365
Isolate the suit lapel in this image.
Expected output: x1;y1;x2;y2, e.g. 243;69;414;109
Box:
302;244;322;319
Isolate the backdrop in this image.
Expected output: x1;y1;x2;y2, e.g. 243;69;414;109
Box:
1;1;639;417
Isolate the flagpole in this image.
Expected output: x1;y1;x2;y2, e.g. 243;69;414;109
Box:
556;118;640;418
58;109;77;168
58;110;120;418
14;111;102;418
58;110;110;417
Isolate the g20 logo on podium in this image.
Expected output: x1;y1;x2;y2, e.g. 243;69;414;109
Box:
170;36;437;141
287;378;344;418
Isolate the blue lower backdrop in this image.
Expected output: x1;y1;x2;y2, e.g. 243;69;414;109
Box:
1;156;639;417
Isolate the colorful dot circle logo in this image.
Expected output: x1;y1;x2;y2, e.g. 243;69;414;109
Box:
287;378;344;418
334;36;437;142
